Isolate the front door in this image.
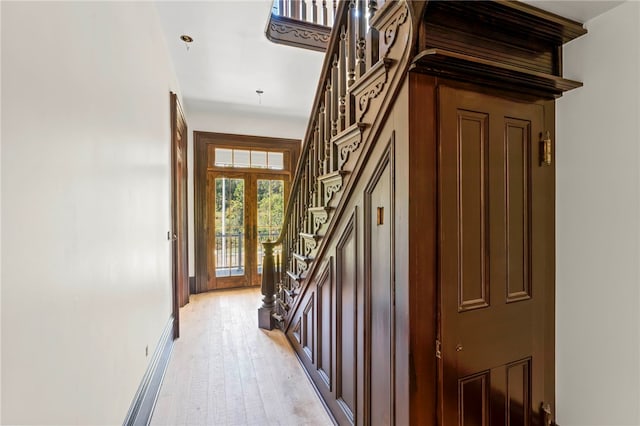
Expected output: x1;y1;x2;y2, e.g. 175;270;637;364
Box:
194;132;300;294
439;85;555;425
205;163;288;290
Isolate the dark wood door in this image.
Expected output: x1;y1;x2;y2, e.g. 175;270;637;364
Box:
366;154;394;425
439;86;555;425
171;92;189;332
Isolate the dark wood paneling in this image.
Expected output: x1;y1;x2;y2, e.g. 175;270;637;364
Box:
303;295;315;362
292;318;302;344
364;141;395;426
459;371;490;426
505;119;532;303
336;211;357;424
457;110;490;312
407;72;438;426
422;22;554;75
317;259;333;390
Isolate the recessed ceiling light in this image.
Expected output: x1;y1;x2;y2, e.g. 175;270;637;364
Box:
180;35;193;43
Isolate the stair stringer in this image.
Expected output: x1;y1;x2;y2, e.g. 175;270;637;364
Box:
283;1;418;335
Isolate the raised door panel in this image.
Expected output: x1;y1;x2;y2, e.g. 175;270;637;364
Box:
439;85;553;425
457;111;490;312
336;213;358;424
317;259;333;389
365;149;394;426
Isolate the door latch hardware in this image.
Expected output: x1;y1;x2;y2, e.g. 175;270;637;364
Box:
377;207;384;225
541;131;552;166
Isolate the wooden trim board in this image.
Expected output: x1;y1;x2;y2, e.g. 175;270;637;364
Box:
123;317;175;426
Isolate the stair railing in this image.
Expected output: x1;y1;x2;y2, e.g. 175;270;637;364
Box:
274;0;339;27
259;0;383;330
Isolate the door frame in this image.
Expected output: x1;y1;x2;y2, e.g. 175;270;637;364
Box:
205;171;290;289
170;92;189;339
194;131;301;294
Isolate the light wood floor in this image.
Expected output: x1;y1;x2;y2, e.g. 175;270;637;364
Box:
151;287;333;426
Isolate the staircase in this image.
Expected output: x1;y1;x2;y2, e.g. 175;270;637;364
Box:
258;1;586;424
258;0;416;331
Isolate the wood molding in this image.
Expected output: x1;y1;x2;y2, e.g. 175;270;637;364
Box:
410;49;582;99
123;316;175;426
265;13;331;52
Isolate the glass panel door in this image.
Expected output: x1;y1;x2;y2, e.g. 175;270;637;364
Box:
209;174;249;289
256;179;285;282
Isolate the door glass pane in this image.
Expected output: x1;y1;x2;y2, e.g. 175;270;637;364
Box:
267;152;284;170
251;151;268;168
215;177;245;277
234;150;251;168
214;148;233;167
257;179;284;274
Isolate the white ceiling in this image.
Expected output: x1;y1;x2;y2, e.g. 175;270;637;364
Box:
521;0;623;22
156;0;624;121
156;0;325;119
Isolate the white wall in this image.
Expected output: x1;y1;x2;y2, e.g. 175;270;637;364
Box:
557;2;640;424
1;2;181;424
184;100;306;275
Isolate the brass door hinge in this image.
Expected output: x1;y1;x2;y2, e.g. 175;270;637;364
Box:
541;131;552;166
436;339;442;359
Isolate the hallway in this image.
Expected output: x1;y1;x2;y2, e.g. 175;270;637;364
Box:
150;287;333;425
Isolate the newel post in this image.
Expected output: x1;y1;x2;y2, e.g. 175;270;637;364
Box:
258;240;276;330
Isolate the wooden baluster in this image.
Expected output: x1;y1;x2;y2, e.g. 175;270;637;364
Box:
333;0;338;26
367;0;379;70
301;0;307;22
356;0;367;79
313;125;319;206
338;25;347;133
322;0;328;26
292;0;300;20
347;1;356;126
324;81;332;173
294;198;298;253
330;55;339;170
278;0;285;16
312;0;318;24
308;148;313;208
318;104;325;178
